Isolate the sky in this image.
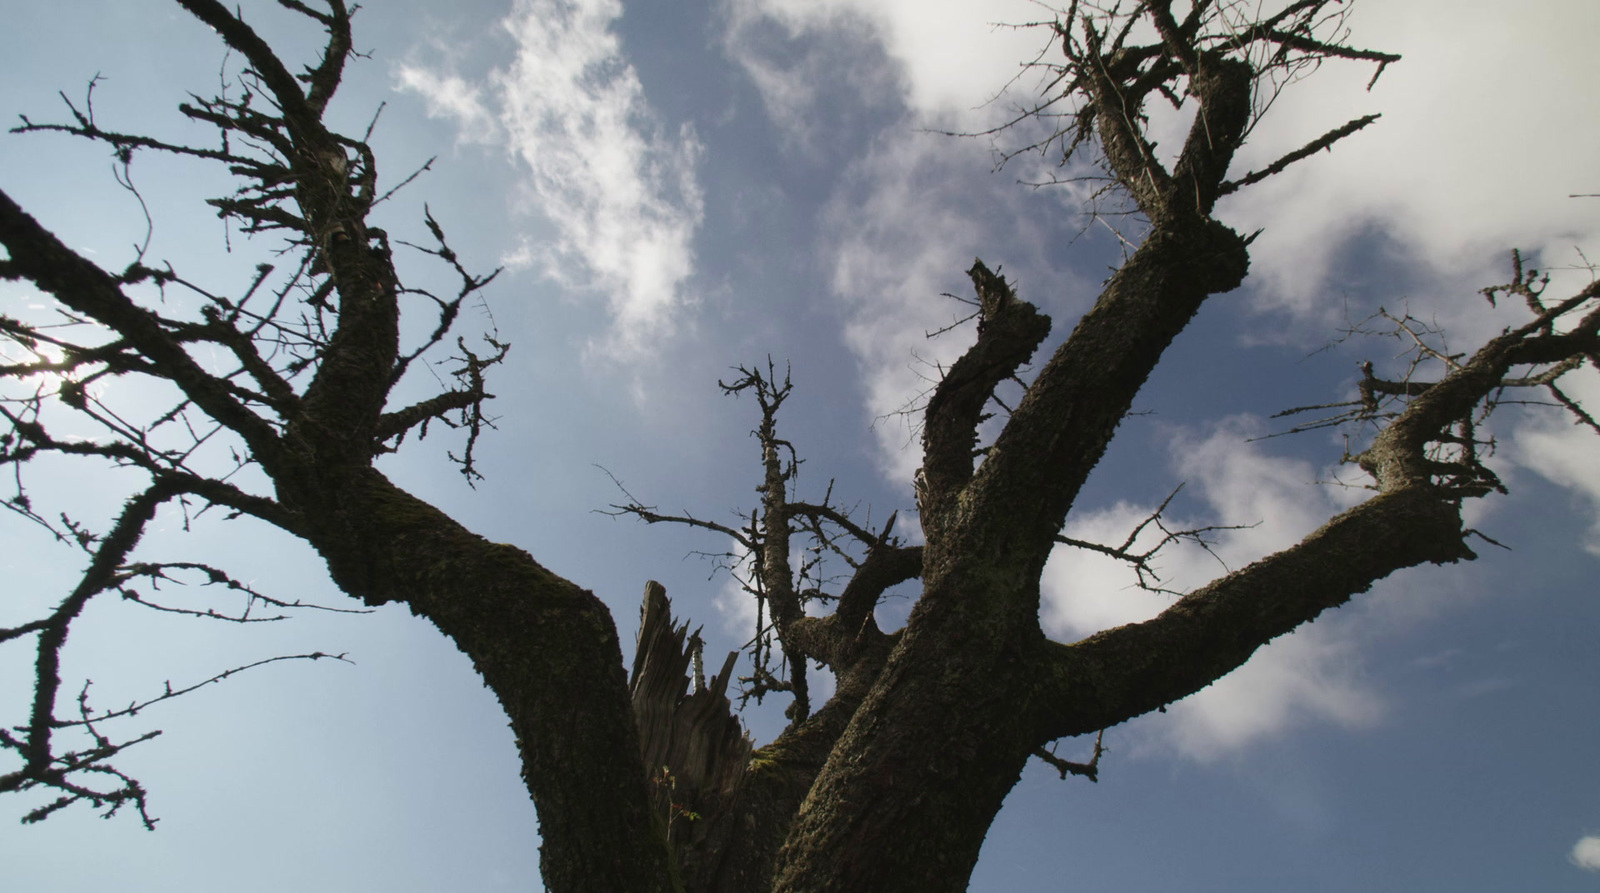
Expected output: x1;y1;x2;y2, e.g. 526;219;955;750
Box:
1;1;1598;890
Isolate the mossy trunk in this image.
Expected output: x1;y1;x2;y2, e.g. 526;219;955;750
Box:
767;576;1041;893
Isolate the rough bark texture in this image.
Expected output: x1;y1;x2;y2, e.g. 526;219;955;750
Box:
285;470;671;891
627;582;887;893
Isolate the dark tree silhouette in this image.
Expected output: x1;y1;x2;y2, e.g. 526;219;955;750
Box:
2;1;1595;891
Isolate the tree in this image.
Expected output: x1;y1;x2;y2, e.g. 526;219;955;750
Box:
2;1;1595;891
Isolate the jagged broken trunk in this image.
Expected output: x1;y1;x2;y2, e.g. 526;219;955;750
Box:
628;582;753;884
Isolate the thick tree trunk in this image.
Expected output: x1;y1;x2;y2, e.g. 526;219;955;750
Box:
684;695;858;892
286;468;676;893
627;582;870;893
769;583;1040;893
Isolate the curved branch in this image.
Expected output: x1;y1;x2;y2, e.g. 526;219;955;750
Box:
1036;261;1599;745
834;540;921;635
917;260;1049;539
1;480;184;808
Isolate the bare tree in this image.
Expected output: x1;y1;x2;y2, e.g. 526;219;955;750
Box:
2;2;1594;892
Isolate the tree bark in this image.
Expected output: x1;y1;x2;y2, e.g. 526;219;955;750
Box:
770;585;1042;893
284;468;677;892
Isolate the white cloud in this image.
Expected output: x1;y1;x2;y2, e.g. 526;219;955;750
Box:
1572;835;1600;872
718;0;899;156
722;1;1147;493
1218;0;1600;315
719;0;1088;461
722;0;1043;137
1042;420;1384;760
397;0;704;360
811;127;1106;487
1165;632;1381;759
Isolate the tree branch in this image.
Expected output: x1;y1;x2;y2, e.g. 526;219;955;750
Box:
0;188;285;466
917;261;1050;539
1218;113;1382;197
1033;485;1473;743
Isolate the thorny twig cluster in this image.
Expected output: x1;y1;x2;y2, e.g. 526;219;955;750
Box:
1054;484;1257;595
606;359;917;726
1029;0;1393;174
1271;249;1600;498
964;0;1396;248
2;0;502;825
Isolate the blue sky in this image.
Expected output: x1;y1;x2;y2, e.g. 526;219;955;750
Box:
2;1;1598;890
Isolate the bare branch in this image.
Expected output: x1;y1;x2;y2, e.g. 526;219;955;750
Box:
57;652;351;729
1055;484;1257;595
1034;729;1105;782
1218;113;1381;197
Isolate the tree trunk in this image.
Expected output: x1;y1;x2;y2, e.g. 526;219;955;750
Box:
286;468;677;893
629;581;752;887
769;578;1041;893
628;582;902;892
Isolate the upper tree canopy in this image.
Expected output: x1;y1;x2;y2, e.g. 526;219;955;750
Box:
2;1;1597;890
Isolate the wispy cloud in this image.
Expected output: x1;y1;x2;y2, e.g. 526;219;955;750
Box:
821;132;999;485
720;1;1097;488
397;0;704;361
718;0;901;158
712;541;759;639
393;66;498;144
